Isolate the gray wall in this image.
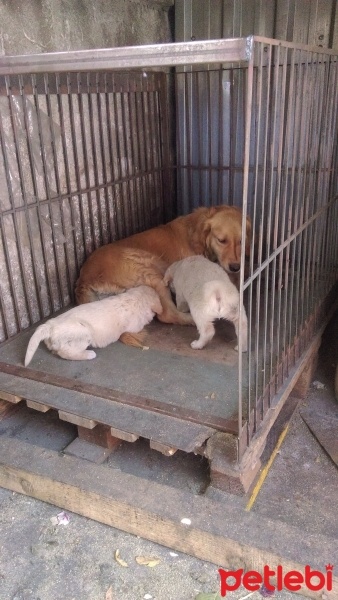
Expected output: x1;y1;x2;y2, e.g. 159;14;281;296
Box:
0;0;174;55
175;0;338;50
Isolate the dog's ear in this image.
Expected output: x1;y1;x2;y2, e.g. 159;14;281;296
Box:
245;216;252;257
203;218;212;236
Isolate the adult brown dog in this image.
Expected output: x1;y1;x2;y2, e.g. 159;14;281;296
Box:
75;205;251;333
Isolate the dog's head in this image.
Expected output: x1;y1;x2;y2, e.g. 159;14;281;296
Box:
201;206;251;274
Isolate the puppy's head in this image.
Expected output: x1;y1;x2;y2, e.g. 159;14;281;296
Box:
202;206;251;274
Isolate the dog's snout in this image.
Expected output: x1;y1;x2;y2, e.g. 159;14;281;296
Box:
229;263;240;273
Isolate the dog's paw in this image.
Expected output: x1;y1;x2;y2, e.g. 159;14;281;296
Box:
191;339;204;350
86;350;97;359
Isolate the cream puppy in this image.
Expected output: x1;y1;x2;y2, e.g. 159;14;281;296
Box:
24;285;162;365
164;256;248;352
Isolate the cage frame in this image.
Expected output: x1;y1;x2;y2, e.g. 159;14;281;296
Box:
0;36;337;480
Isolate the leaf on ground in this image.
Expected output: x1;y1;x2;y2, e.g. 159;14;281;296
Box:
194;593;220;600
135;556;161;567
105;586;114;600
114;549;128;568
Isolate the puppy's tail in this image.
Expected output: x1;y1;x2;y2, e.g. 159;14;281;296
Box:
25;323;51;367
119;330;146;349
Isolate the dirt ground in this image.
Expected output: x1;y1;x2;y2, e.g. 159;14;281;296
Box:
1;313;337;600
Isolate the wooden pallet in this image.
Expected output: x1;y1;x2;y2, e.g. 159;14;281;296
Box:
0;326;322;494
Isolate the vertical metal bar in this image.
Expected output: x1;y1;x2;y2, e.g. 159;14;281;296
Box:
175;71;183;216
77;72;97;250
120;75;133;234
323;60;338;287
309;57;329;310
266;44;281;389
217;68;224;204
96;72;112;244
103;72;119;241
0;78;31;331
258;43;272;401
31;72;64;310
292;50;309;353
194;70;202;207
250;42;264;425
158;72;174;223
207;69;213;205
138;76;152;225
66;72;88;263
87;72;104;246
238;38;254;451
111;74;126;238
44;72;73;303
133;75;146;232
298;52;320;335
280;46;297;369
228;67;234;205
273;45;288;383
184;71;193;211
55;72;81;275
145;75;158;221
126;75;139;233
316;58;338;294
15;75;51;317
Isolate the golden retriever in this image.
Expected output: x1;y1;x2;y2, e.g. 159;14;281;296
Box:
25;286;162;365
75;205;251;329
164;256;248;352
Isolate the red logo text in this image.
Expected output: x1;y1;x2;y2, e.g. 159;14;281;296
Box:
218;564;333;596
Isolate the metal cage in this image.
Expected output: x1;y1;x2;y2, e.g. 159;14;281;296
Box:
0;37;337;462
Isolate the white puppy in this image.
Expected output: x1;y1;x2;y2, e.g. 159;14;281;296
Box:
164;256;248;352
24;285;162;365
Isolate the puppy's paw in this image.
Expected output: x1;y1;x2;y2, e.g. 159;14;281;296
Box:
191;339;205;350
234;344;248;353
86;350;97;359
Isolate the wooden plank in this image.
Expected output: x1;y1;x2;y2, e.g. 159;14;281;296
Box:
0;371;215;453
0;389;22;404
0;436;336;600
110;427;139;443
58;411;97;429
78;425;122;450
149;440;177;456
26;400;50;413
0;360;238;434
64;438;113;464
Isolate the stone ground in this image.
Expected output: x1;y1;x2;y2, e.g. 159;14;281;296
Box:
0;485;310;600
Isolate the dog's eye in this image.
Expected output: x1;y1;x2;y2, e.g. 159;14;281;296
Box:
217;237;227;244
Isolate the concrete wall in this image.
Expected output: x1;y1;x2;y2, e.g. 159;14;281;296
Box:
0;0;174;55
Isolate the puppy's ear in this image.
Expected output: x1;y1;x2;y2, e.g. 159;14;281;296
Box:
163;272;172;286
